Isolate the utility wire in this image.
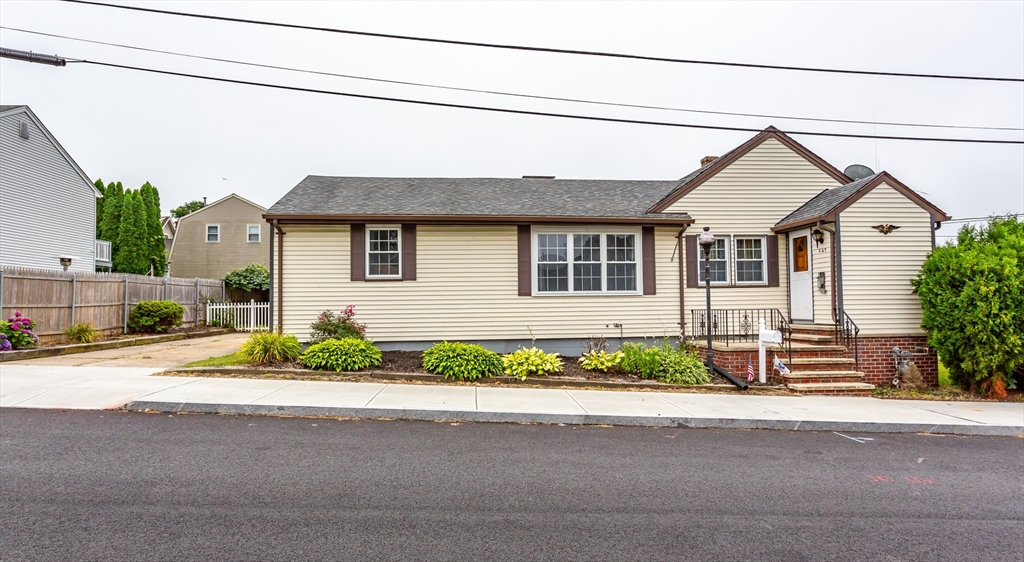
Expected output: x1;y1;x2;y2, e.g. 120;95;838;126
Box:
942;213;1023;223
5;25;1020;133
62;0;1024;83
67;58;1023;144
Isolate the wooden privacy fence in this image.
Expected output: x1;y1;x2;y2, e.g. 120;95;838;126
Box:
0;267;225;342
207;300;270;332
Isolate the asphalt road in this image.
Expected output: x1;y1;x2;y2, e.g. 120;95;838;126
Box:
1;409;1021;562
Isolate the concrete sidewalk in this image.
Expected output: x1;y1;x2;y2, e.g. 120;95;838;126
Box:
1;365;1021;435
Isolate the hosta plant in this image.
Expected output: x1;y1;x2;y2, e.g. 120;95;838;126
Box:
422;341;503;380
579;350;623;372
502;347;562;380
302;337;382;372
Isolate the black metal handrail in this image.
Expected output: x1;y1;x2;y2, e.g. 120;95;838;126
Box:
834;308;860;371
688;308;793;370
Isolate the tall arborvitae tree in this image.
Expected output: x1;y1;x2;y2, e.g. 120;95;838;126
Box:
114;191;149;274
94;178;106;238
98;181;124;248
139;182;166;276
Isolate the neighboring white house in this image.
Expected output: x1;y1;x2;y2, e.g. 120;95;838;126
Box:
0;105;103;272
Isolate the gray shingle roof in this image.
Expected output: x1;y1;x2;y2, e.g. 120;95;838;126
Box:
775;173;882;228
268;176;690;221
0;105;26;113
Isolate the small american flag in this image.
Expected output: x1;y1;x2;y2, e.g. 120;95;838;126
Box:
747;357;755;382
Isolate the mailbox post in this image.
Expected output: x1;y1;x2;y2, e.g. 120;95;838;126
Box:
758;318;783;384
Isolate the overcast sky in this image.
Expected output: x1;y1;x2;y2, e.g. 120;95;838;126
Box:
2;1;1021;241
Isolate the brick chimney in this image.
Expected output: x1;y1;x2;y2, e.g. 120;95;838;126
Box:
701;156;718;166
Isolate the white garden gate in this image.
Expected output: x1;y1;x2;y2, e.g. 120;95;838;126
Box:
206;300;269;332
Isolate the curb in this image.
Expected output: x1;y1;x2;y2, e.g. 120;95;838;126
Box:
124;400;1024;436
0;329;234;362
167;367;786;393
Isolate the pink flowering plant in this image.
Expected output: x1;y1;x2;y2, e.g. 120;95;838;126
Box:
308;305;368;344
1;311;39;350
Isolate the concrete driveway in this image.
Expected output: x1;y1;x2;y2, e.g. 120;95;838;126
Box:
1;332;249;368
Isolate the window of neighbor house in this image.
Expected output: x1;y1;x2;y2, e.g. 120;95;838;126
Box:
247;225;261;243
735;237;766;284
698;237;729;284
206;224;219;243
535;229;639;294
367;226;401;278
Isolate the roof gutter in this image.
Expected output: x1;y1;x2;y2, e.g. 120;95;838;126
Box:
262;214;694;226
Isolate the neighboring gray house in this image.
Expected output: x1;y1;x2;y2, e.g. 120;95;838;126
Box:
168;193;268;279
0;105;104;272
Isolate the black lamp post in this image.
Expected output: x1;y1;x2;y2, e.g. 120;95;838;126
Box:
697;226;716;377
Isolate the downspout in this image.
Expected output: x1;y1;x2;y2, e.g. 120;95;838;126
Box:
834;215;845;318
674;225;689;337
930;214;938;250
274;220;285;333
818;222;838;322
268;219;275;331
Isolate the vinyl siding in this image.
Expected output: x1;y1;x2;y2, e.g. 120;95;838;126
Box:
667;137;844;328
839;182;932;335
813;224;836;324
169;196;268;279
280;224;681;342
0;111;96;271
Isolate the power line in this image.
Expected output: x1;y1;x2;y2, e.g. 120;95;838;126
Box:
5;25;1020;133
943;213;1024;223
64;58;1022;144
62;0;1024;83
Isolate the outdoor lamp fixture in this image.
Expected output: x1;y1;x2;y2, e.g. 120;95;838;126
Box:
697;227;716;378
58;256;72;271
812;229;825;247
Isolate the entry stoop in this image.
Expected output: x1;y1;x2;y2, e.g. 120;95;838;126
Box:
783;326;874;396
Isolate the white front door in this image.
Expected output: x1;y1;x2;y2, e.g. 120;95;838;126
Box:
790;229;813;321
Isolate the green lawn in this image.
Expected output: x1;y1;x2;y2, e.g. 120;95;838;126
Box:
184;352;249;368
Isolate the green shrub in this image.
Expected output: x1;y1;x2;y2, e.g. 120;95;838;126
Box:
309;305;367;343
303;337;382;371
912;216;1023;395
619;342;661;379
422;341;503;380
64;322;100;344
502;347;562;380
655;342;710;385
579;350;623;372
240;331;302;364
127;300;183;333
223;263;270;292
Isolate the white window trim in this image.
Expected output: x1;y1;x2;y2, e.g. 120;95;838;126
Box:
697;235;730;286
734;235;768;286
531;226;642;296
206;224;220;243
365;224;402;279
246;224;262;243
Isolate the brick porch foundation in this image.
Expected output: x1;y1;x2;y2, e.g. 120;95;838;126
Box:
855;335;938;386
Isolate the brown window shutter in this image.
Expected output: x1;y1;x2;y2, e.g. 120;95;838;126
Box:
517;225;531;296
350;223;365;281
641;227;656;295
685;235;698;288
402;224;416;281
767;234;780;287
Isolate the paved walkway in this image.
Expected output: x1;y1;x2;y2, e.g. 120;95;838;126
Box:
1;364;1021;435
1;332;249;368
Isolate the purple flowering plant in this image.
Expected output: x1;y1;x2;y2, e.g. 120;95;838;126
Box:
1;311;39;350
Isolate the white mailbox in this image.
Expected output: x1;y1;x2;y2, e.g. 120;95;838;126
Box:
759;329;783;344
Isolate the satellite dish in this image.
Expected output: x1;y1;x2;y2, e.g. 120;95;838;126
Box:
844;164;875;180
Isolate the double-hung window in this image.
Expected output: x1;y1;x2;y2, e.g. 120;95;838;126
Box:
697;236;729;284
247;224;261;243
535;229;639;294
734;237;766;284
206;224;219;243
367;226;401;278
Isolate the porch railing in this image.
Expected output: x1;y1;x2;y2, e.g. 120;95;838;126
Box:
688;308;793;369
207;300;269;332
834;308;860;371
95;239;112;267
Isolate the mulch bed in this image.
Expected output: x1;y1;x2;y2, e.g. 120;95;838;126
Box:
255;350;774;388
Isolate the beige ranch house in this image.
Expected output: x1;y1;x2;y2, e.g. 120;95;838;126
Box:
265;127;950;394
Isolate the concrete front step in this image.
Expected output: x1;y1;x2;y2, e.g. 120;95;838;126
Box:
791;357;855;366
790;332;835;343
790;324;839;338
786;382;875;396
784;371;866;384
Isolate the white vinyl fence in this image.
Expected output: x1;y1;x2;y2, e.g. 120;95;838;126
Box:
207;300;269;332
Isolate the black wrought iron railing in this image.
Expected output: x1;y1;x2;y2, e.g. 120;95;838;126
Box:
688;308;793;369
834;308;860;370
